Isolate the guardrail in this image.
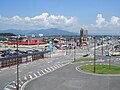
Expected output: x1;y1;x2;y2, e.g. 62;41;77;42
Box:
0;50;50;68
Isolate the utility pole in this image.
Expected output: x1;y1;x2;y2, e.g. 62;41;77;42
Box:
73;37;75;61
93;36;96;73
65;37;67;55
102;36;104;56
16;36;19;90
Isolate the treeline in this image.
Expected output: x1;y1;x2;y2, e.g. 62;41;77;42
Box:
0;33;16;36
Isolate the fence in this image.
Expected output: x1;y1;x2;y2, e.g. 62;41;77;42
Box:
0;50;50;68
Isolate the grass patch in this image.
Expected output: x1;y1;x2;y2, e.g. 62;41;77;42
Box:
73;58;94;62
80;64;120;74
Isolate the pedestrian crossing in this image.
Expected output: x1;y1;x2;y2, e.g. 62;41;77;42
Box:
4;62;69;90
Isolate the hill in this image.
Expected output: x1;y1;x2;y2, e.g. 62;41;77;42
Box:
0;33;16;36
0;28;79;36
27;28;78;36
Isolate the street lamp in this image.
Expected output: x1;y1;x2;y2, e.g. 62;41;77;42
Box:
73;37;75;61
65;38;67;55
16;36;19;90
93;36;96;73
102;36;104;56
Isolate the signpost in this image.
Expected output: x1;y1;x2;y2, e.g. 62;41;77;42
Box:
105;51;112;70
49;41;52;57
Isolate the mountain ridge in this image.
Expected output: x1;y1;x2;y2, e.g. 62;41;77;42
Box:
0;28;79;36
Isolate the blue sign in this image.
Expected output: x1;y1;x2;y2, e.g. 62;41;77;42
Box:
105;51;109;56
2;43;5;48
49;41;52;52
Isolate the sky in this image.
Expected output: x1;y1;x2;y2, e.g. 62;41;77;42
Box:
0;0;120;35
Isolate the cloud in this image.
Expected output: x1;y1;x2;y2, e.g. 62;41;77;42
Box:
110;16;120;26
96;14;106;27
0;13;78;30
84;14;120;35
94;14;120;28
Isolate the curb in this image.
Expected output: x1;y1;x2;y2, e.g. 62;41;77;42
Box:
76;64;120;77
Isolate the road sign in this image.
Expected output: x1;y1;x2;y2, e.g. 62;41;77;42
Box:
105;51;109;56
49;41;52;52
105;51;112;56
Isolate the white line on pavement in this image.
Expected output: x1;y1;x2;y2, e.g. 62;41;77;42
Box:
33;73;37;78
50;66;55;70
37;71;41;76
53;65;57;69
24;76;27;80
4;87;12;90
44;69;49;72
47;67;52;71
28;74;33;79
41;70;46;74
55;65;60;68
7;85;16;88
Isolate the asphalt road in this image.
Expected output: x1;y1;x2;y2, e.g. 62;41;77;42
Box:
24;62;120;90
1;43;119;90
0;49;87;90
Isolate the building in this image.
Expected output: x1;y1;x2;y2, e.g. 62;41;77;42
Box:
80;28;88;38
80;28;88;44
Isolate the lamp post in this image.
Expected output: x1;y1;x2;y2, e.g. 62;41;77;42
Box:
16;36;19;90
93;36;96;73
65;38;67;55
102;36;104;56
73;37;75;61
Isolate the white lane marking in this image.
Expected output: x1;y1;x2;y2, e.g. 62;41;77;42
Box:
4;87;12;90
33;73;37;78
55;65;60;68
28;74;33;79
24;76;27;80
57;64;61;66
47;67;52;71
7;85;16;88
41;70;46;74
50;66;55;70
44;69;49;72
53;65;57;69
19;84;22;87
37;71;41;76
19;79;24;84
20;80;24;84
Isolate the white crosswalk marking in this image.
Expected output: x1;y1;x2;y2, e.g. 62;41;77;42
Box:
47;67;52;71
55;65;60;68
24;76;27;80
50;66;55;70
44;69;49;72
4;87;12;90
34;73;37;78
8;85;16;88
37;71;41;76
41;70;45;74
4;63;69;90
53;65;57;69
19;84;22;87
29;74;33;79
19;79;24;84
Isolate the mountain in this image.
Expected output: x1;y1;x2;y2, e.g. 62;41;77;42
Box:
27;28;79;36
0;28;79;36
0;33;16;36
0;29;32;35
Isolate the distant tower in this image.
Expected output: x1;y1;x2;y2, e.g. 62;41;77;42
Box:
80;28;88;43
